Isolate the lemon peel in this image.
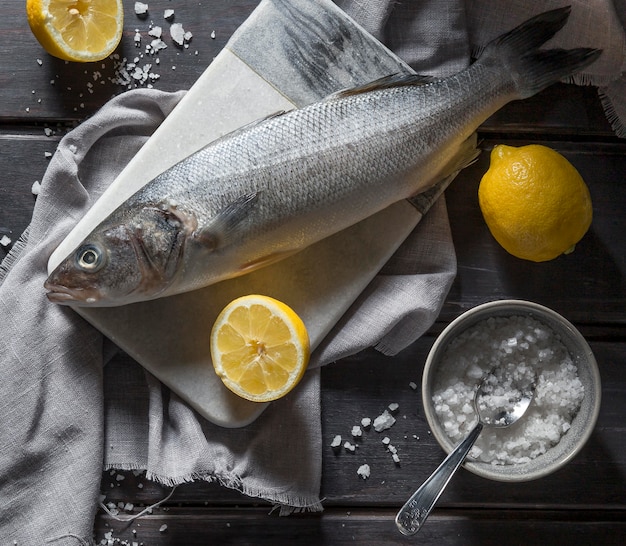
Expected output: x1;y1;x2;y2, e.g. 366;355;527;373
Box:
210;295;310;403
26;0;124;63
478;144;592;262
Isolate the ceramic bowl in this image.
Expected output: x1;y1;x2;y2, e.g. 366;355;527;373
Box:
422;299;601;482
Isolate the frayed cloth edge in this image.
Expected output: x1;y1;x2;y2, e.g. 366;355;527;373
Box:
104;464;324;514
598;87;626;137
0;226;30;286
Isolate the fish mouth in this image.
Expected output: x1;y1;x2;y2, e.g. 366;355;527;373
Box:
44;281;100;305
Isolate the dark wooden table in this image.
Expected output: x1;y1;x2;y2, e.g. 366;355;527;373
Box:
2;1;625;544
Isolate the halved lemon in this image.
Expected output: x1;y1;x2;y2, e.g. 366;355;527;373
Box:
26;0;124;62
210;295;310;403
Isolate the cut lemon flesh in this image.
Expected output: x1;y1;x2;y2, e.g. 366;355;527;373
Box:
211;295;310;403
27;0;124;62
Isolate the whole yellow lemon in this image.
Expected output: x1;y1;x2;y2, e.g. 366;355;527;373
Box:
478;144;593;262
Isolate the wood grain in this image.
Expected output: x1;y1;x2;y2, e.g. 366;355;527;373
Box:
1;1;625;543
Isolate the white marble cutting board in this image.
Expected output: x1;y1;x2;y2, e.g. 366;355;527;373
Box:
47;0;427;427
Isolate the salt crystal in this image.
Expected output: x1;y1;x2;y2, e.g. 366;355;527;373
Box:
432;314;584;465
149;26;162;38
360;417;371;428
381;436;390;445
373;410;396;432
356;464;370;480
392;453;400;464
343;441;356;452
31;181;41;195
170;23;185;46
388;402;399;413
330;435;342;448
149;38;167;53
1;235;12;247
36;58;43;66
409;381;417;390
159;524;168;532
211;30;216;39
164;9;175;21
351;425;362;438
134;2;149;17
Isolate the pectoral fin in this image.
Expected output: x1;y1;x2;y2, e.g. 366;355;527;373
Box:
406;134;481;215
193;192;259;250
238;249;300;274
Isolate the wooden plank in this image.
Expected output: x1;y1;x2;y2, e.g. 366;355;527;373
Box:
4;132;624;324
0;133;60;251
99;340;626;509
94;507;626;545
0;0;258;121
443;139;626;324
0;1;619;138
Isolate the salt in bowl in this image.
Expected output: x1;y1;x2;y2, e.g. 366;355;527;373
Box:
422;299;601;482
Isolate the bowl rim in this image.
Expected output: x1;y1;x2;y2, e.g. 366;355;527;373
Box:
422;299;602;482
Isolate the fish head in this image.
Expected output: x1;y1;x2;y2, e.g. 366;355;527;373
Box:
44;206;189;306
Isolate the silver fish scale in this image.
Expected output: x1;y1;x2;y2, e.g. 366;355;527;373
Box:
129;64;504;294
144;72;488;231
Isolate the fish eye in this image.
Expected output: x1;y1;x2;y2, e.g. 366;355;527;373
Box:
76;244;105;272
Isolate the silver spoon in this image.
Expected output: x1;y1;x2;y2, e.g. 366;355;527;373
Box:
395;366;536;535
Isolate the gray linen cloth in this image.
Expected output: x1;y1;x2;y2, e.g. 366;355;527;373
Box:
1;1;624;544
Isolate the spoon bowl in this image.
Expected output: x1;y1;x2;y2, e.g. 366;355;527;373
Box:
395;367;536;535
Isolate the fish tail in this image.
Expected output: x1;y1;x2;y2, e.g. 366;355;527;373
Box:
482;6;602;99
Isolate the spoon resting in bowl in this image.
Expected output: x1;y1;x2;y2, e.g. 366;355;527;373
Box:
395;365;536;535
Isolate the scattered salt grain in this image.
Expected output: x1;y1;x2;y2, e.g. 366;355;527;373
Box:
44;151;52;159
164;9;175;21
356;464;370;480
373;410;396;432
159;524;168;533
170;23;186;46
432;315;585;465
381;436;390;445
343;441;356;452
360;417;371;428
31;180;41;195
148;38;168;54
388;402;399;413
149;26;163;39
392;453;400;464
409;381;417;390
134;2;149;17
351;425;362;438
36;58;43;66
211;30;216;39
0;235;11;248
330;435;342;448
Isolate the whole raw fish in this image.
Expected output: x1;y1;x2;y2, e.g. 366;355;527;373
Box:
45;7;600;306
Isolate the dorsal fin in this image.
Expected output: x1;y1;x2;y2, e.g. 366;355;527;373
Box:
326;73;440;100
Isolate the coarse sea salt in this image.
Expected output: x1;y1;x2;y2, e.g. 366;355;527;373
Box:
357;464;370;480
432;315;584;465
